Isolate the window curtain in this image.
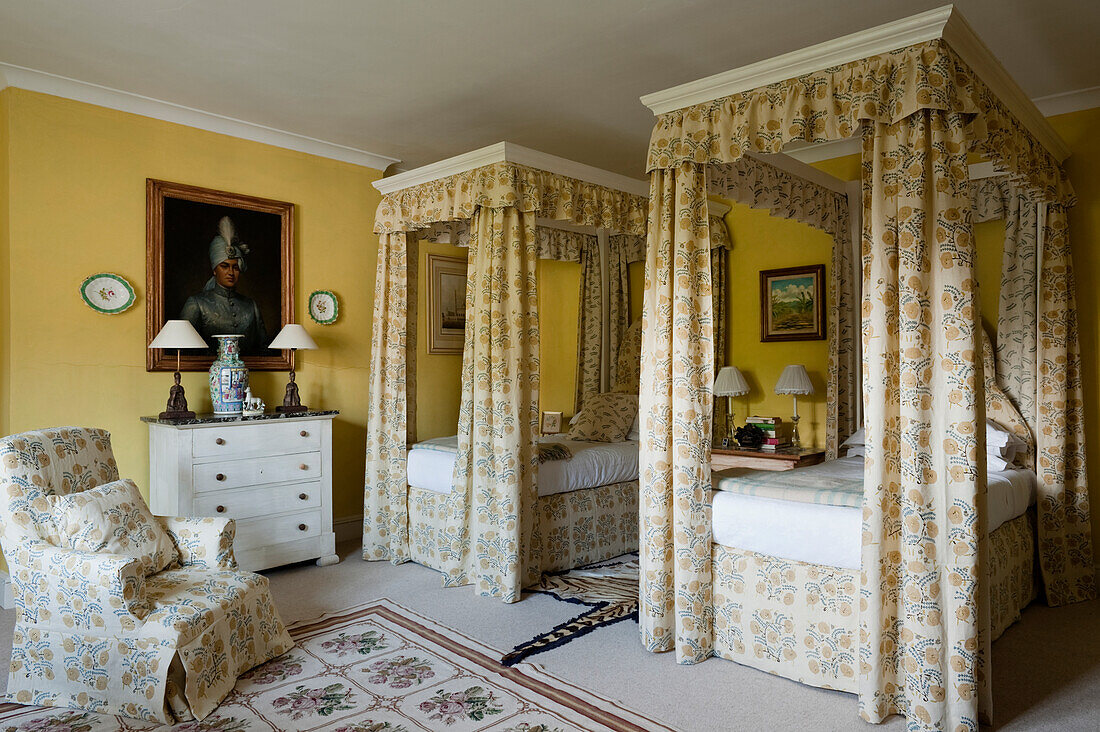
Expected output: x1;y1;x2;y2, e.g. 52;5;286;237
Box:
858;111;988;728
438;205;541;601
362;231;413;563
638;162;714;663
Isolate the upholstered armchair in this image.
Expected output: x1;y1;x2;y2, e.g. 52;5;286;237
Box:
0;427;294;723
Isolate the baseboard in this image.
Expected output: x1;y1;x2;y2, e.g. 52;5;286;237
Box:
334;514;363;545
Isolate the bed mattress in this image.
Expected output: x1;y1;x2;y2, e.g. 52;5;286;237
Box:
407;435;639;498
711;455;1036;569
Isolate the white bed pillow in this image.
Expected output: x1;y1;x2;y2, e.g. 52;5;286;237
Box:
987;452;1012;473
845;445;866;458
987;420;1027;462
569;393;638;442
841;427;865;448
627;413;640;442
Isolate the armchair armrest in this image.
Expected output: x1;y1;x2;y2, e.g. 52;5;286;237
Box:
8;543;148;632
157;516;238;570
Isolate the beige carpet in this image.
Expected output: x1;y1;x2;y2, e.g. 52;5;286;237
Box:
2;543;1098;731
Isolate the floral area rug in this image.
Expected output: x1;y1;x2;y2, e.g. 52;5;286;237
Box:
502;557;639;667
0;597;672;732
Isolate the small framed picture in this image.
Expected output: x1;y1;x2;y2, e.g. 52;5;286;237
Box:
541;411;563;434
427;254;468;355
760;264;826;342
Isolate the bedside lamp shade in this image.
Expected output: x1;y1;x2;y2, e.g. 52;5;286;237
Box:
269;323;318;413
714;366;749;396
269;324;318;351
774;364;814;395
149;320;208;350
149;320;208;420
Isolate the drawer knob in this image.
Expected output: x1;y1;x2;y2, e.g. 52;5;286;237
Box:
215;438;225;446
298;523;307;531
216;473;226;481
298;493;308;500
216;505;226;513
299;463;308;471
300;430;309;437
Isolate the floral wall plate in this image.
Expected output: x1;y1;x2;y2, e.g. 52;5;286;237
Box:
80;273;136;314
309;290;339;325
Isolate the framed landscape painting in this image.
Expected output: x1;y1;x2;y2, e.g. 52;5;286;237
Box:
146;179;294;371
427;253;468;354
760;264;825;342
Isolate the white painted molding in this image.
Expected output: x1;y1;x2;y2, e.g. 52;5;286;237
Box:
748;151;849;195
1033;85;1100;118
334;514;363;545
0;62;400;171
374;141;649;197
783;137;862;165
640;6;953;115
639;5;1069;163
0;571;10;610
707;200;731;217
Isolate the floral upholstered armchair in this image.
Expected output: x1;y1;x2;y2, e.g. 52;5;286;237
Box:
0;427;294;723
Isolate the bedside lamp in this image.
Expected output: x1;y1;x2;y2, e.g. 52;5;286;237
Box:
714;366;749;447
775;364;814;447
149;320;208;420
269;324;318;413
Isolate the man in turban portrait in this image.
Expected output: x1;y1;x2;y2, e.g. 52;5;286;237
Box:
181;216;268;354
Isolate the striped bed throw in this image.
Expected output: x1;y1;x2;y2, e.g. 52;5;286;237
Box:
713;464;863;508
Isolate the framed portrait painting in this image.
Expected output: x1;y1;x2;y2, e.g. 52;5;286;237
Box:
760;264;825;342
427;253;467;355
146;179;294;371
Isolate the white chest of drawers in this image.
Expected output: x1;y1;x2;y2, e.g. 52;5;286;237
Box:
144;411;340;571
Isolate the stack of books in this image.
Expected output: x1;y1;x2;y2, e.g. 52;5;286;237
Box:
745;416;791;451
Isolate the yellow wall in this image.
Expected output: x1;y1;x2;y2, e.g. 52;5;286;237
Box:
0;88;381;525
720;204;833;449
0;90;10;439
415;250;581;438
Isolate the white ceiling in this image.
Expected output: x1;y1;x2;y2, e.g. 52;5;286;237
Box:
1;0;1097;177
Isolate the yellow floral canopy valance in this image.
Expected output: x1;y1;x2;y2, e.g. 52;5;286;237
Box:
374;162;649;236
646;39;1073;205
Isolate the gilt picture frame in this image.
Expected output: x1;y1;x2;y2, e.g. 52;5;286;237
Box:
760;264;825;342
426;253;468;355
146;179;294;371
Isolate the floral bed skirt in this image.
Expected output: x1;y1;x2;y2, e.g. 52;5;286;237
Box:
408;481;639;575
711;510;1038;693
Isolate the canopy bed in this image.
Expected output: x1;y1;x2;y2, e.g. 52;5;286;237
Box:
362;142;729;603
635;5;1095;730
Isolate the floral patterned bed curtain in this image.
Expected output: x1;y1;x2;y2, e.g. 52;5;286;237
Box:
363;231;412;563
365;160;647;600
641;36;1093;731
639;162;714;662
439;206;541;601
707;155;857;456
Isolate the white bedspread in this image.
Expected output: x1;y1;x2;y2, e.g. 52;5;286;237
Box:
711;456;1036;569
407;436;639;498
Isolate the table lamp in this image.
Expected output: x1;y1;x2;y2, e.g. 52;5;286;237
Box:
713;366;749;447
149;320;208;420
775;364;814;448
269;324;318;413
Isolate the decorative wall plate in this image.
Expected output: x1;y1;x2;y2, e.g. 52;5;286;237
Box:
309;290;339;325
80;273;136;314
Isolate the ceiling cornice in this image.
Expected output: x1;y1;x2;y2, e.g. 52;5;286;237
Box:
0;62;400;171
1033;85;1100;118
373;141;649;197
640;5;1070;163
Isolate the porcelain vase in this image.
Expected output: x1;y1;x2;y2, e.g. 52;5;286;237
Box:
209;334;249;414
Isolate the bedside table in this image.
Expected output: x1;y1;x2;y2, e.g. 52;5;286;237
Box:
711;445;825;472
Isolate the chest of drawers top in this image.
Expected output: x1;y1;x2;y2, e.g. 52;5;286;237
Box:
143;411;338;460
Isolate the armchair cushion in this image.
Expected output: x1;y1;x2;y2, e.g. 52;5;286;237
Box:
156;516;238;571
50;479;179;576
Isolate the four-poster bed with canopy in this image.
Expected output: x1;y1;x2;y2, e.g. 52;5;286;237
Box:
362;142;731;602
635;5;1095;730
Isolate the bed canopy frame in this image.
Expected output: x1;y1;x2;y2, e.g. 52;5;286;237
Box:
636;5;1094;730
363;142;729;602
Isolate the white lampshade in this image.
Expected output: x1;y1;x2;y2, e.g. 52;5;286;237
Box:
269;323;318;350
149;320;208;350
775;365;814;395
714;366;749;397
